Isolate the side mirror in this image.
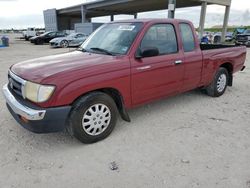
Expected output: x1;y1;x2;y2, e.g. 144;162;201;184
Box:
136;47;159;58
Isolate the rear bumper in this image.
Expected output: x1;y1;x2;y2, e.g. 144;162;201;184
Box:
2;84;71;133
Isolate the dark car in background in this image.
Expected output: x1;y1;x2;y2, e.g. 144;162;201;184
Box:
236;29;250;47
30;31;67;45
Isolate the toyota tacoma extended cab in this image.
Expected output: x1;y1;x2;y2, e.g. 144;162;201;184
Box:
2;19;247;143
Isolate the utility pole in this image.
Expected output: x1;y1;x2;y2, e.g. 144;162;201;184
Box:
199;1;207;39
221;5;230;43
168;0;176;18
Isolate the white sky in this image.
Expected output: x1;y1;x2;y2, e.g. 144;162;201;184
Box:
0;0;249;29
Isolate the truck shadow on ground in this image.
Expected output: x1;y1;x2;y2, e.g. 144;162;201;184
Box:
128;89;208;121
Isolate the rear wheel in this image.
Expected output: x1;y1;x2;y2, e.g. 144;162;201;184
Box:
67;92;118;144
205;67;229;97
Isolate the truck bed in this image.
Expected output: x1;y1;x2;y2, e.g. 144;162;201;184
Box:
200;44;246;87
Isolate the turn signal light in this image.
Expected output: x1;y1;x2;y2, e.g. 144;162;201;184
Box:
20;116;29;123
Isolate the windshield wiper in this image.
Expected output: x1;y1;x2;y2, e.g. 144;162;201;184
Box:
90;47;115;56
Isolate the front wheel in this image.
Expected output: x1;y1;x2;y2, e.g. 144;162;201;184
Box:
35;39;43;45
67;92;118;144
60;40;69;48
205;67;229;97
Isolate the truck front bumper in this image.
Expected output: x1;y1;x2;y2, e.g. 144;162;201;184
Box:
2;84;71;133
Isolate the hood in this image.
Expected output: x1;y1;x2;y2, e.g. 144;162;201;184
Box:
237;34;250;37
30;36;38;40
11;51;126;84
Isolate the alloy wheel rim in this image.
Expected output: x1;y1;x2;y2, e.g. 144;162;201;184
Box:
61;41;68;48
217;74;227;93
82;104;111;136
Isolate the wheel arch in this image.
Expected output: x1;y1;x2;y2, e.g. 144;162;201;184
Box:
220;62;233;86
72;88;131;122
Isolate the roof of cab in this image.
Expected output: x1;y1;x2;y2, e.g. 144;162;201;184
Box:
111;18;192;24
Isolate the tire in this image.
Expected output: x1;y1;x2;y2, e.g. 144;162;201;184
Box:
34;39;39;45
67;92;118;144
205;67;229;97
35;39;43;45
60;40;69;48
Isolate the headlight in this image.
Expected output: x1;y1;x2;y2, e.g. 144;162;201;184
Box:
24;81;55;103
51;40;58;43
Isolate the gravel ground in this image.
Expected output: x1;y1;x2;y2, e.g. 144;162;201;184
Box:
0;34;250;188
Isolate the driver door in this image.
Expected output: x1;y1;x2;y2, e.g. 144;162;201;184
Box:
131;23;184;106
45;32;56;43
75;34;85;44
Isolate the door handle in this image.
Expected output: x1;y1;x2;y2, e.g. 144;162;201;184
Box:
175;60;183;65
136;65;151;71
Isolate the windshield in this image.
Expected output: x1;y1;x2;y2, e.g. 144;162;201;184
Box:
244;30;250;34
40;32;51;36
68;33;77;37
81;22;143;55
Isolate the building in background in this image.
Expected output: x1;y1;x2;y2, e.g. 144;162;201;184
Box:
44;0;232;41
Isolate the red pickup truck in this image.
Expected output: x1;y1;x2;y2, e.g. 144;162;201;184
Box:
3;19;246;143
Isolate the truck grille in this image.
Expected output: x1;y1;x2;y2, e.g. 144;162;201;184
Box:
236;36;247;41
8;71;26;98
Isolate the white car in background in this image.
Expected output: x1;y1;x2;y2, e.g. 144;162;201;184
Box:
23;27;37;41
49;33;88;48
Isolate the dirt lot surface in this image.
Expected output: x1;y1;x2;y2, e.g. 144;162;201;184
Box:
0;34;250;188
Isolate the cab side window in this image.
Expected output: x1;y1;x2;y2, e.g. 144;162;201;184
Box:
180;23;195;52
141;24;178;55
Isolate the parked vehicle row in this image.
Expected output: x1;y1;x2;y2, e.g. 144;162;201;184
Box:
28;31;88;48
3;19;246;144
200;31;234;44
30;31;67;45
201;28;250;47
